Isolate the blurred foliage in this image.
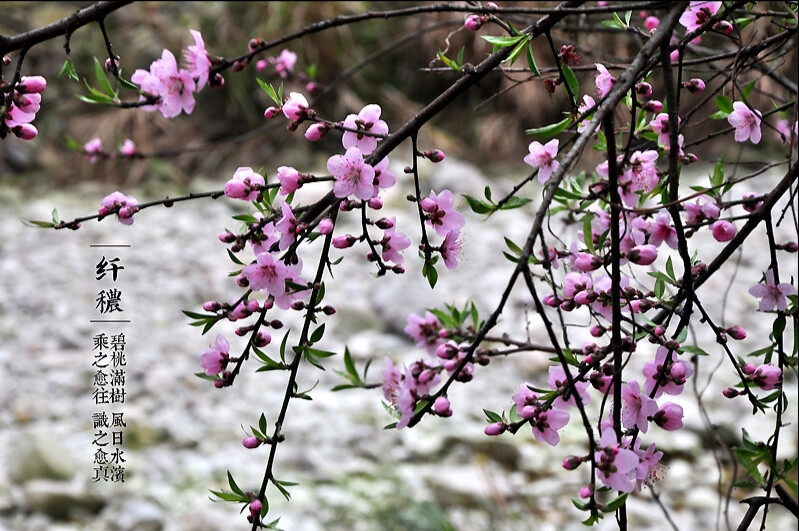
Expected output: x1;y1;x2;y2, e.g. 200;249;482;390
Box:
1;2;796;192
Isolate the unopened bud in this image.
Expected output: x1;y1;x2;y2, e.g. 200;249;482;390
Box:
484;422;506;436
563;455;584;470
722;387;740;398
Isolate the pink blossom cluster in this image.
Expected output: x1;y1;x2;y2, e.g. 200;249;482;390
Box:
256;49;298;78
98;191;139;225
83;137;137;163
131;29;213;118
3;75;46;140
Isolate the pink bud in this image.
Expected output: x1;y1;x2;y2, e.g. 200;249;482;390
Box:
742;363;756;375
642;99;663;113
264;106;281;119
433;396;452;416
741;192;763;213
562;455;584;470
256;60;268;72
722;387;740;398
425;149;446;163
14;123;38;140
543;294;558;307
636;82;653;98
727;326;746;340
644;16;660;31
484;422;506;436
332;235;354;249
683;78;705;93
589;325;606;337
19;75;46;93
318;218;334;235
711;220;736;242
579;486;593;498
249;499;263;515
714;20;733;34
255;332;271;347
464;15;483;31
628;244;658;265
653;325;665;336
242;436;261;449
368;197;383;210
203;301;219;312
304;123;327;141
420;197;437;213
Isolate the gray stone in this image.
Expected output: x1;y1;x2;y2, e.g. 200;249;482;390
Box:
8;432;78;482
22;480;105;520
108;499;165;531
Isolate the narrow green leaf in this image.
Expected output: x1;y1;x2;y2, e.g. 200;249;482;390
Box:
437;51;462;73
561;64;579;105
93;57;115;96
524;117;571;139
499;196;532;210
526;43;540;77
484;409;503;423
612;11;626;28
665;256;676;281
583;214;595;254
506;37;529;65
463;194;495;215
58;58;79;81
481;35;525;47
310;324;325;344
22;219;56;228
227;471;245;495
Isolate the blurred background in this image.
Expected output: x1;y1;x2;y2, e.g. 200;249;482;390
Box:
1;2;797;531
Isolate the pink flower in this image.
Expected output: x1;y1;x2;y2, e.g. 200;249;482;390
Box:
650;113;679;146
728;101;762;144
275;202;299;251
120;139;136;157
342;104;389;155
752;364;782;390
775;118;797;145
524;139;560;184
628;150;660;193
748;269;796;312
99;191;139;225
380;218;411;265
741;192;763;213
183;29;211;90
200;334;229;376
131;49;196;118
648;210;678;249
421;189;465;237
328;146;376;200
577;95;596;133
621;381;658;432
282;92;309;121
596;430;639;492
644;16;660;31
531;406;570;446
277;166;303;195
84;138;104;163
371;157;397;197
643;346;693;398
679;2;722;32
224;167;264;201
440;230;463;270
651;402;683;431
683;194;719;225
634;442;664;491
595;64;616;98
404;311;443;355
381;358;403;403
274;49;297;78
711;220;736;242
243;252;289;298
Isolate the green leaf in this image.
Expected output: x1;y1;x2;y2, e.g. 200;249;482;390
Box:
772;314;786;339
463;194;495;215
624;10;632;25
343;348;360;382
93;56;116;97
423;262;438;288
481;35;525;47
259;413;268;434
679;345;709;356
227;249;245;265
601;19;623;29
310;324;325;344
257;79;282;105
499;196;532;210
603;493;628;512
58;58;79;81
561;65;579;106
209;489;248;502
613;11;626;28
526;43;540;77
665;256;676;281
504;237;523;256
716;94;733;115
22;219;56;228
118;76;139;91
76;92;115;105
742;79;756;100
437;51;462;73
583;214;595;254
227;471;245;495
525;117;571;139
484;409;503;423
506;37;529;65
654;277;665;299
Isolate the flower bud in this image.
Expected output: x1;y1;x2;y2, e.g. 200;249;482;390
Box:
18;75;46;93
589;325;606;338
711;220;736;242
13;123;38;140
248;38;264;52
318;218;334;235
714;20;733;34
242;436;261;449
722;387;740;398
562;455;584;470
368;197;383;210
203;301;220;312
423;149;445;163
256;59;268;72
635;82;653;98
579;486;593;498
209;73;225;88
249;499;263;515
628;244;658;265
484;422;506;436
264;106;281;119
332;235;355;249
464;15;483;31
742;363;756;375
726;326;746;340
644;16;660;31
642;99;663;113
304;122;328;141
255;332;271;347
433;396;452;416
683;78;705;93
